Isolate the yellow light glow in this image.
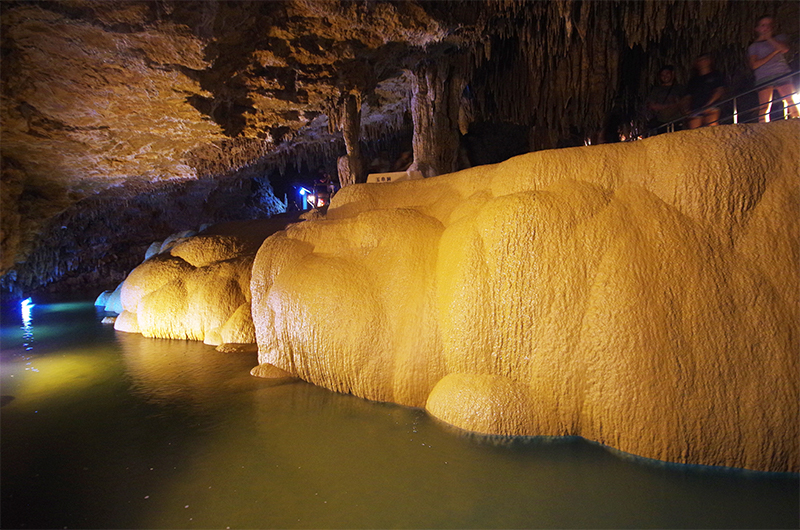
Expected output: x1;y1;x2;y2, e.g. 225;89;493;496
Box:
1;351;117;408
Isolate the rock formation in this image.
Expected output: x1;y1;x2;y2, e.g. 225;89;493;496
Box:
111;217;300;350
3;174;286;297
249;121;799;472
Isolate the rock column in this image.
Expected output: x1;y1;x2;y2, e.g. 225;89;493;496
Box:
409;61;462;178
337;93;364;187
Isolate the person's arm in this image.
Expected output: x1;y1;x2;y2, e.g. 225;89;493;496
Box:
750;41;788;70
768;37;790;54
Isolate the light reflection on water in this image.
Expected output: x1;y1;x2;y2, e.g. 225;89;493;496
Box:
1;301;798;529
21;298;34;351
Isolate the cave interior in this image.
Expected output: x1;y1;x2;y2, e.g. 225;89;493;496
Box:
1;0;797;299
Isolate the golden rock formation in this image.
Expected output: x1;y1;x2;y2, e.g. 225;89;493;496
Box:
114;252;253;346
112;217;300;346
250;121;799;472
115;234;260;347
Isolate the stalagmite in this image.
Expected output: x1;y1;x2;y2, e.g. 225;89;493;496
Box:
250;121;799;472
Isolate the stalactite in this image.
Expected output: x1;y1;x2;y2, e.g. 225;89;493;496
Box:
447;0;796;149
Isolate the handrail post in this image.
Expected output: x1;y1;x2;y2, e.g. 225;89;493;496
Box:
733;96;738;124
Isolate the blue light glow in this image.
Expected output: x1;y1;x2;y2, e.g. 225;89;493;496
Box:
21;297;34;350
21;298;34;325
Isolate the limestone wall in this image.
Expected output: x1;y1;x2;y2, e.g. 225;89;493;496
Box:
250;122;799;472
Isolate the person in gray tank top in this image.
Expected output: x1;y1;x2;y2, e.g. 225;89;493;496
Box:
748;16;799;122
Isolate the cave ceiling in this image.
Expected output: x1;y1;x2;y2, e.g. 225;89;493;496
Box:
1;0;450;186
1;0;798;281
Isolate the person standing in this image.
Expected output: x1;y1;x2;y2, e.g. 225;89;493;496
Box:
685;54;726;129
748;16;799;122
646;66;686;132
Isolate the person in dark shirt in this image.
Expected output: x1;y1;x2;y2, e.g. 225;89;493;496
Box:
684;54;726;129
646;65;686;130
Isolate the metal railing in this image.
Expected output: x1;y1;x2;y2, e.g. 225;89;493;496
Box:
647;69;800;136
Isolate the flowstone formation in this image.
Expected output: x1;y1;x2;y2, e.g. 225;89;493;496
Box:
111;217;298;350
250;121;799;472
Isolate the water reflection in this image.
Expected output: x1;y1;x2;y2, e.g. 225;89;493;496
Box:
116;332;264;412
1;348;119;409
20;297;34;351
0;300;120;409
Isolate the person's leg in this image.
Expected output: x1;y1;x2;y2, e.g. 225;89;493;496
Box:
756;86;774;122
775;83;799;118
687;115;702;129
704;108;720;126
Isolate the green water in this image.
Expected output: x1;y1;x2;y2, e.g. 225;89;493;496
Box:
1;300;797;529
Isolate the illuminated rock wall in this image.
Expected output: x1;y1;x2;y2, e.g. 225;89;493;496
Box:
251;122;799;472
